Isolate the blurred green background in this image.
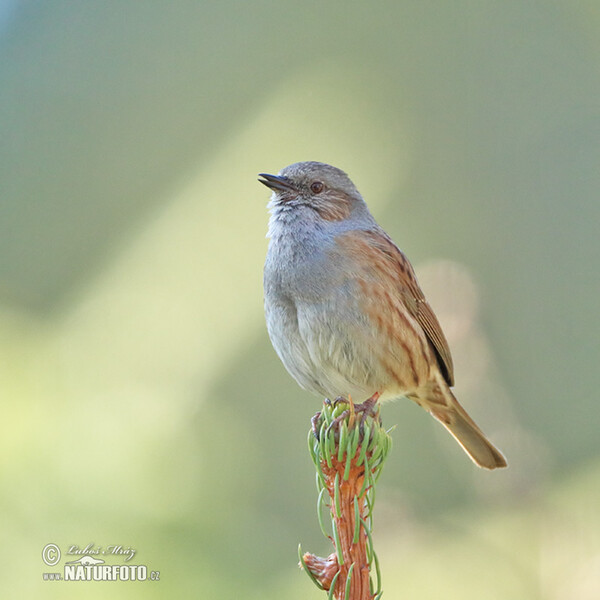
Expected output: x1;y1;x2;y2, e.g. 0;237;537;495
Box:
1;1;599;598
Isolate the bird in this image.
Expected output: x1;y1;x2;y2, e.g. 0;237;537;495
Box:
259;161;507;470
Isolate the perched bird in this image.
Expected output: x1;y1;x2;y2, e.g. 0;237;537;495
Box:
259;162;507;469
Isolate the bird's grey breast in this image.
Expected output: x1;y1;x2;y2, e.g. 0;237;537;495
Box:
264;207;341;302
264;207;353;396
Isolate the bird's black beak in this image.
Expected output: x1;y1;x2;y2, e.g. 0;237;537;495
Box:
258;173;295;192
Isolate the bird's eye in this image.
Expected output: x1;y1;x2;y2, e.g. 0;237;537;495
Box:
310;181;324;194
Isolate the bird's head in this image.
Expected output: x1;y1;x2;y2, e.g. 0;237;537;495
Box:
259;161;365;222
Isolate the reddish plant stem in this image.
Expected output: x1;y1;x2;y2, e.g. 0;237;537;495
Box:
303;453;373;600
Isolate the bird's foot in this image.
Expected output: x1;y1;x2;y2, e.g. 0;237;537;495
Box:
331;396;347;408
311;410;322;438
326;392;381;436
353;392;382;425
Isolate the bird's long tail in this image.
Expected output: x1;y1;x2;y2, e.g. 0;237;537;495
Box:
426;382;507;470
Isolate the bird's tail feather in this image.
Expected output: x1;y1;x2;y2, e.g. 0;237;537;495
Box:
428;386;507;470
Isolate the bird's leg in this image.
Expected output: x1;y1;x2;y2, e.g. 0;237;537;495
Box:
354;391;382;426
325;393;382;434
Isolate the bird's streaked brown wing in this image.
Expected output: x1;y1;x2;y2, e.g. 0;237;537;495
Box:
408;294;454;386
336;229;455;387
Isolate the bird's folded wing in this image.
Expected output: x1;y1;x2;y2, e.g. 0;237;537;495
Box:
334;229;455;386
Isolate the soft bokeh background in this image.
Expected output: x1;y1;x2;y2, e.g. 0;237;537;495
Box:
1;1;599;598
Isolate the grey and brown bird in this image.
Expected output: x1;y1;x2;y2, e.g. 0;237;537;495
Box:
260;161;507;470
